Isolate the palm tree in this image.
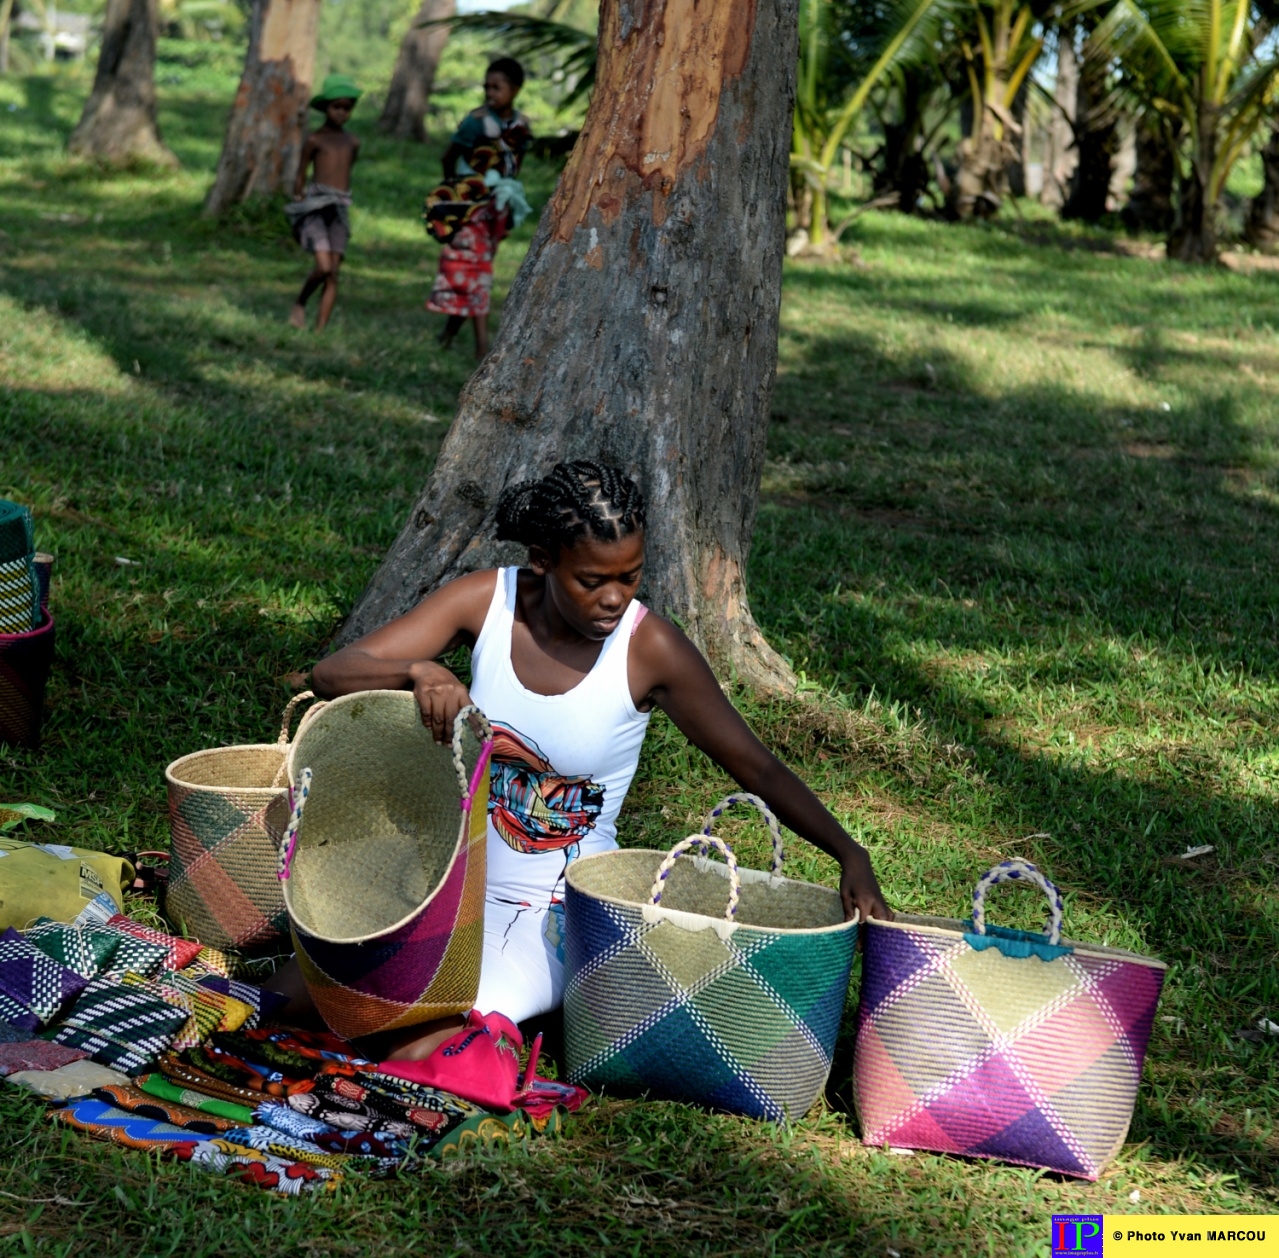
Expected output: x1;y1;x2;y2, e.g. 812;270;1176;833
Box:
1086;0;1279;260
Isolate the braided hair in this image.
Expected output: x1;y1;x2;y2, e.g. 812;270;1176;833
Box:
495;461;646;556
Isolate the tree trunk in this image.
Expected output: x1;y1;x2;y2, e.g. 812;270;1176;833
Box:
1061;27;1116;223
339;0;801;693
1123;112;1175;233
1007;83;1028;199
1167;168;1217;262
949;127;1016;219
0;0;14;75
378;0;453;142
873;75;928;213
1246;123;1279;251
67;0;174;164
1043;27;1077;208
204;0;320;214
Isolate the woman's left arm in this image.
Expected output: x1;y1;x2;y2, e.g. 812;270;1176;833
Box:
632;617;891;922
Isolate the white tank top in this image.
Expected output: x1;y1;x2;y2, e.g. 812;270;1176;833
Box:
469;568;652;912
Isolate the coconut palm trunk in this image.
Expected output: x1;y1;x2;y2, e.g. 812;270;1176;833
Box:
379;0;454;142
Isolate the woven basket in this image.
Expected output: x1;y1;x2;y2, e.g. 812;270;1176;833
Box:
0;610;55;748
853;859;1167;1180
280;691;493;1040
165;692;323;950
563;793;859;1121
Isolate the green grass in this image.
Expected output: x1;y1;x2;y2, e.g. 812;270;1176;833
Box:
1;68;1277;1257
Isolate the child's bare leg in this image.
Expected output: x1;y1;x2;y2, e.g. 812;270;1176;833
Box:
472;312;490;359
437;315;464;348
315;253;342;331
291;250;335;327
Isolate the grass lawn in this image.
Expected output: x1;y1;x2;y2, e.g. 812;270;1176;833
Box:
1;65;1277;1258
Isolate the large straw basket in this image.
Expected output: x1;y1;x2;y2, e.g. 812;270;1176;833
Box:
279;692;493;1041
564;794;859;1121
0;610;55;748
853;859;1166;1180
165;691;323;950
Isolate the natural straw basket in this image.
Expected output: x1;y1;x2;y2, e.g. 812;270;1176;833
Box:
165;691;324;950
853;859;1167;1180
563;794;859;1121
279;691;493;1040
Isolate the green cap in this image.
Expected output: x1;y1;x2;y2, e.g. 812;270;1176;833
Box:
311;73;362;110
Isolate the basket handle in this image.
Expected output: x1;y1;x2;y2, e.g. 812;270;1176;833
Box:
276;767;312;882
277;690;324;746
970;859;1063;945
452;704;494;800
649;833;741;921
700;793;784;874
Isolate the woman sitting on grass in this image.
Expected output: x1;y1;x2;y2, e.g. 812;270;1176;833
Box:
274;460;889;1057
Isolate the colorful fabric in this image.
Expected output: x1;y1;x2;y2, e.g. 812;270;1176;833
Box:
378;1009;523;1111
189;946;238;979
127;971;252;1049
105;916;202;970
0;1037;88;1076
219;1123;388;1172
90;1083;243;1133
425;203;503;317
136;1073;257;1125
259;1099;408;1160
24;918;122;980
75;892;122;928
0;1018;36;1041
450;107;531;178
0;992;38;1032
0;926;88;1023
171;1138;341;1194
0;500;38;633
195;977;288;1029
50;1097;207;1149
157;1053;277;1108
853;915;1167;1180
52;976;188;1075
7;1059;130;1099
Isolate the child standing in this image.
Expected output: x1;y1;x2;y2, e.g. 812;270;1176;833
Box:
286;73;362;332
425;57;532;359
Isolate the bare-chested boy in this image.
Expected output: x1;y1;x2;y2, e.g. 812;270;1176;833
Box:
285;74;362;332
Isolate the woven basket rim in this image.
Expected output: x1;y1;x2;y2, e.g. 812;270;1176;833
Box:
0;609;55;643
165;743;288;795
865;911;1167;969
565;847;856;938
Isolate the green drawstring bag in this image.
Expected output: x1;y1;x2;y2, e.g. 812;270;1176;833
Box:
0;838;135;932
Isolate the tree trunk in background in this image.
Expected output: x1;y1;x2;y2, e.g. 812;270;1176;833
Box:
378;0;454;142
0;0;15;74
1007;84;1028;198
1246;123;1279;251
1061;28;1116;222
1043;28;1077;208
1168;115;1219;262
204;0;320;214
1123;112;1175;233
341;0;801;693
873;75;928;213
67;0;174;164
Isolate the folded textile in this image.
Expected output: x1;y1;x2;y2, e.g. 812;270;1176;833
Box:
188;946;239;979
0;1038;89;1076
220;1123;393;1173
0;999;38;1033
52;1097;222;1149
105;916;202;971
52;976;188;1075
171;1138;341;1195
8;1059;131;1099
0;926;88;1022
125;971;251;1051
24;919;123;981
263;1096;414;1158
135;1073;257;1125
0;1019;37;1042
157;1054;273;1108
195;977;288;1030
90;1083;243;1133
187;1027;373;1096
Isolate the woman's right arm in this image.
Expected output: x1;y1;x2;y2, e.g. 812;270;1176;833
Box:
310;570;497;743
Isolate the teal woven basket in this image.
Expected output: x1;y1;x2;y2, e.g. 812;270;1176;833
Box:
0;500;38;635
563;794;858;1121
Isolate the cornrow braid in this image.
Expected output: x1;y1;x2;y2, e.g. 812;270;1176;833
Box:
494;460;646;554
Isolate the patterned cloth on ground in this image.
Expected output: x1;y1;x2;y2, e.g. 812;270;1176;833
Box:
135;1073;257;1125
7;1059;131;1099
0;1037;88;1076
220;1123;395;1173
124;971;251;1050
52;976;188;1075
186;1027;373;1096
24;919;123;980
90;1083;244;1133
51;1097;209;1149
156;1053;273;1107
188;947;240;979
104;916;202;970
195;977;288;1030
171;1138;341;1195
255;1099;405;1160
0;926;88;1022
0;994;37;1033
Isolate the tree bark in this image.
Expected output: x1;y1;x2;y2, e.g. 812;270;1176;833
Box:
1042;27;1077;208
1061;27;1117;223
1168;114;1219;262
67;0;174;165
1123;112;1175;233
204;0;320;214
0;0;14;75
340;0;801;693
873;74;928;213
1246;123;1279;251
378;0;453;142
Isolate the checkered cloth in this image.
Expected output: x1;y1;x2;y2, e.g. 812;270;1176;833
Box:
52;976;188;1075
0;926;88;1023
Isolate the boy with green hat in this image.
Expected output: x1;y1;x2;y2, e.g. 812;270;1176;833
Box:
286;73;363;332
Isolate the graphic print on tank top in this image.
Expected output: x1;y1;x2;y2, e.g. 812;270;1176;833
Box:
488;722;606;854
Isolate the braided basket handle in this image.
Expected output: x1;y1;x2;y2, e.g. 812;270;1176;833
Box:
971;859;1063;945
276;690;324;746
452;705;495;800
649;833;741;920
276;767;312;882
700;793;784;874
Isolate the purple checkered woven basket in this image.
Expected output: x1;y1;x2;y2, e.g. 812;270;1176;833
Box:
853;860;1166;1180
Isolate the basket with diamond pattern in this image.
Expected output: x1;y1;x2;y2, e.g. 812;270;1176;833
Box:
852;859;1166;1179
563;794;858;1122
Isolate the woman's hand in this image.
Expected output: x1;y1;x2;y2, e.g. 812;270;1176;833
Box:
840;845;893;923
409;660;473;745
